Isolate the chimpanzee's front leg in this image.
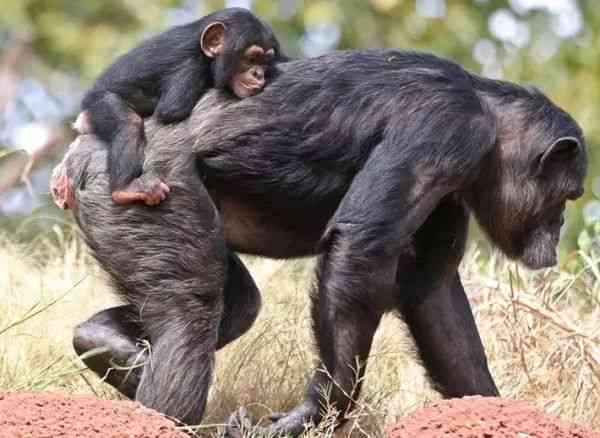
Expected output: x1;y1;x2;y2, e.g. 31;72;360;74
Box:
396;196;499;397
228;226;389;437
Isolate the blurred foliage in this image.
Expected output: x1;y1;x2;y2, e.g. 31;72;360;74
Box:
579;177;600;254
0;0;598;258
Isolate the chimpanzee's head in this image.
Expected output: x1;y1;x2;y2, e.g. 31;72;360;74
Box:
200;8;281;98
469;92;586;269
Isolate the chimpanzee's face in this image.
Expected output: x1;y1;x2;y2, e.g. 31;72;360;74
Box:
230;45;275;98
470;131;586;270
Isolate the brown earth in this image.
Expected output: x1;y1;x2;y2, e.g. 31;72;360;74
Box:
0;392;188;438
388;396;600;438
3;392;598;438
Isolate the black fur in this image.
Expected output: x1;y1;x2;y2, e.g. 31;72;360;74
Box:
63;49;586;432
81;7;284;192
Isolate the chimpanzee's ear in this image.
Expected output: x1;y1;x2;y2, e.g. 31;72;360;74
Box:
200;22;226;58
538;136;581;175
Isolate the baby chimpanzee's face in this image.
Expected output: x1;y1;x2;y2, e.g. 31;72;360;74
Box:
200;21;277;99
230;45;275;98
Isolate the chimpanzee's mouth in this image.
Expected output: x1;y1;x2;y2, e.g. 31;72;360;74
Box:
241;77;265;90
549;212;564;242
241;82;262;93
242;87;260;95
546;203;566;228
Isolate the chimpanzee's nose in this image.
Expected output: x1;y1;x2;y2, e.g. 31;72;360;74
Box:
253;69;264;81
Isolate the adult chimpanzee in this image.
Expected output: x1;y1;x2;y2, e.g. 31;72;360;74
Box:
72;7;283;207
51;50;586;435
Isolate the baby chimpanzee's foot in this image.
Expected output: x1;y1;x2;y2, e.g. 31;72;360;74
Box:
112;174;170;206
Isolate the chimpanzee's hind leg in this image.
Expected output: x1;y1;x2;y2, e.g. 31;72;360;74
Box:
73;305;146;398
73;251;261;397
73;149;227;425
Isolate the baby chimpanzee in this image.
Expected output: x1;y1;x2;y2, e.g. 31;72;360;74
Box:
75;8;284;206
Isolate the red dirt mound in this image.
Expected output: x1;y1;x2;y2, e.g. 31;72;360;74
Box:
388;396;600;438
0;392;188;438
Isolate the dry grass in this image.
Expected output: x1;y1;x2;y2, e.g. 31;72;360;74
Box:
0;226;599;437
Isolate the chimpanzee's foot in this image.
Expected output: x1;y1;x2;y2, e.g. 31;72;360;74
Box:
225;401;320;438
112;174;170;206
50;162;76;210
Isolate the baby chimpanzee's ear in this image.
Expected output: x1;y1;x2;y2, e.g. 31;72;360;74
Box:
200;22;226;58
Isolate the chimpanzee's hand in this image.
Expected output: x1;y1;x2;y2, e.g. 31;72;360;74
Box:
225;401;319;438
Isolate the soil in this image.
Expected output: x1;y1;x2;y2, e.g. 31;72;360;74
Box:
0;392;188;438
388;396;600;438
3;392;597;437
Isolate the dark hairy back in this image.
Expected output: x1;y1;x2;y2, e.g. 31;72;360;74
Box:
195;49;578;194
199;50;488;155
194;50;495;200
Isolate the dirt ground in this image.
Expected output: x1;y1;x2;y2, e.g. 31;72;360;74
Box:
388;396;600;438
2;392;600;437
0;392;187;438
